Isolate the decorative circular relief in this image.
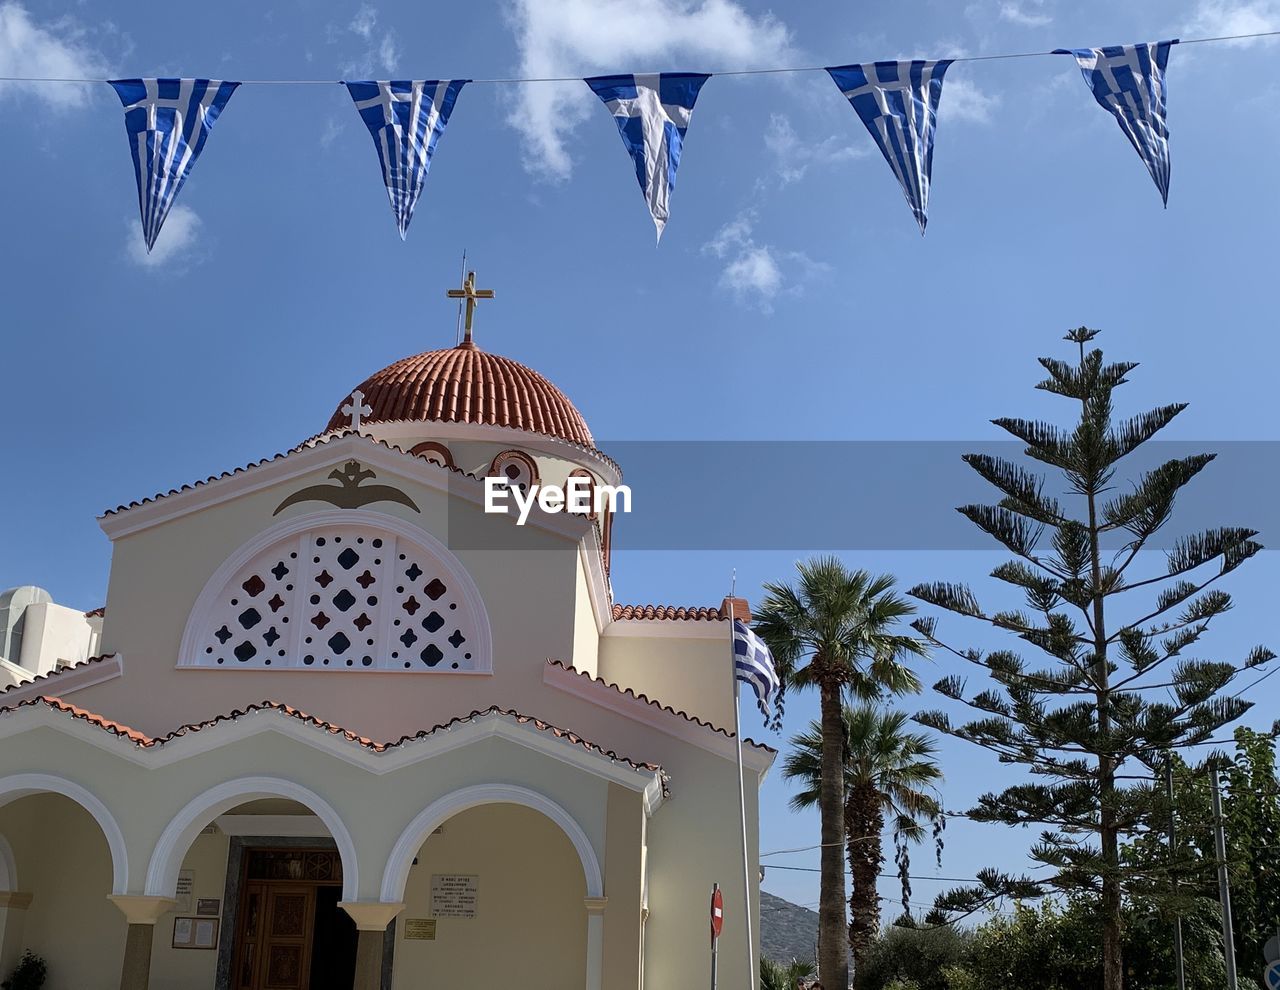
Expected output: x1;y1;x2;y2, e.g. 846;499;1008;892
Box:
488;450;539;496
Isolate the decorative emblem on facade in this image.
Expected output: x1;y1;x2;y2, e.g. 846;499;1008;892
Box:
274;461;419;515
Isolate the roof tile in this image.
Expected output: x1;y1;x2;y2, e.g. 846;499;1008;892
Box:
102;429;619;519
0;655;117;697
611;604;728;622
326;345;593;447
546;660;775;753
2;697;667;784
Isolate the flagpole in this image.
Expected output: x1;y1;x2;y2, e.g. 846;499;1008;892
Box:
727;589;757;988
711;883;720;990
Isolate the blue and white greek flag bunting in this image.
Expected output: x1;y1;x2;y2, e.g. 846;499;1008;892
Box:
346;80;468;238
733;619;780;727
110;78;239;252
826;61;951;233
1054;41;1177;205
584;73;710;242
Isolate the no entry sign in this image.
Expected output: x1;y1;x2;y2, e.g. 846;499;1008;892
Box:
710;884;724;941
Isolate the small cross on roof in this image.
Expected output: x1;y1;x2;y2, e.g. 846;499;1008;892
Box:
446;271;495;345
342;389;372;431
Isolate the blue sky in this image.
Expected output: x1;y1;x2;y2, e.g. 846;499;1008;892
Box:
2;0;1279;919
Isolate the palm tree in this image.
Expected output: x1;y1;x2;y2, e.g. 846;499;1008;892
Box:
783;705;944;988
754;559;927;990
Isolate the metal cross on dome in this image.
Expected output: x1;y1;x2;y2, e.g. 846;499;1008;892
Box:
447;270;495;345
342;389;372;431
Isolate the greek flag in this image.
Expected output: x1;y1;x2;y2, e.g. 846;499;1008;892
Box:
584;73;710;242
110;78;239;252
1055;41;1177;205
733;619;780;726
826;61;951;233
346;80;468;238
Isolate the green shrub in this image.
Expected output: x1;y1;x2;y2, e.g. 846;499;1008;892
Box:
934;897;1232;990
857;923;972;990
1;952;46;990
761;956;816;990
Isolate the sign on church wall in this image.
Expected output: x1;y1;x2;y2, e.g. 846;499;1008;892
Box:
175;870;194;913
430;875;479;918
404;918;437;940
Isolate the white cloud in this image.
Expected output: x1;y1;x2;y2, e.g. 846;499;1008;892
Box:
703;213;753;258
125;205;203;270
377;33;398;73
320;116;344;150
1186;0;1280;43
944;76;1000;125
335;4;399;77
998;1;1052;27
349;3;377;39
506;0;792;179
702;212;825;311
0;2;110;110
764;112;868;185
722;245;782;300
899;44;1000;126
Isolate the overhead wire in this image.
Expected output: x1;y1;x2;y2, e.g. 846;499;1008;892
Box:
2;29;1280;86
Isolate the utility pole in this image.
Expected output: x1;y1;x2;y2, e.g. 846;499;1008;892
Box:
1166;760;1186;990
1210;764;1238;990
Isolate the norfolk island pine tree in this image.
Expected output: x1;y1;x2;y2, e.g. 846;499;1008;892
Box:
908;328;1274;990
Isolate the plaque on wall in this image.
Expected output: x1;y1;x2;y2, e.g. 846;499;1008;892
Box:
175;870;194;913
194;919;219;949
429;875;478;918
196;898;221;917
404;918;437;940
173;916;219;949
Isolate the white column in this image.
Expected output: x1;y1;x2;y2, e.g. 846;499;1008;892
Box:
584;895;608;990
108;895;177;990
339;901;405;990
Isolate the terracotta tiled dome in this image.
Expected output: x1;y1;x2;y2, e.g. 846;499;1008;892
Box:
327;342;593;446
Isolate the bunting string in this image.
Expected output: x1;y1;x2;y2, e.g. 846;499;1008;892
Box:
2;27;1279;249
2;28;1278;85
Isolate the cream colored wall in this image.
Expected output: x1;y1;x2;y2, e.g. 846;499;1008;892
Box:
602;783;644;990
36;439;771;987
0;727;611;904
598;630;737;731
392;803;587;990
148;832;229;990
572;555;601;678
84;441;740;760
89;456;584;739
0;794;125;990
0;704;763;989
637;744;761;990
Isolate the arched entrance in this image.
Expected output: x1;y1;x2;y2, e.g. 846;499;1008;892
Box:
382;785;601;990
147;777;363;990
0;775;130;988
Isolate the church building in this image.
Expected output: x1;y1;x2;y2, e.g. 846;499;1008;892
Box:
0;276;773;990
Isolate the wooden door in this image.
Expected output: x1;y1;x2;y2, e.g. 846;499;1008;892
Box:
234;882;267;990
233;882;317;990
258;885;316;990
